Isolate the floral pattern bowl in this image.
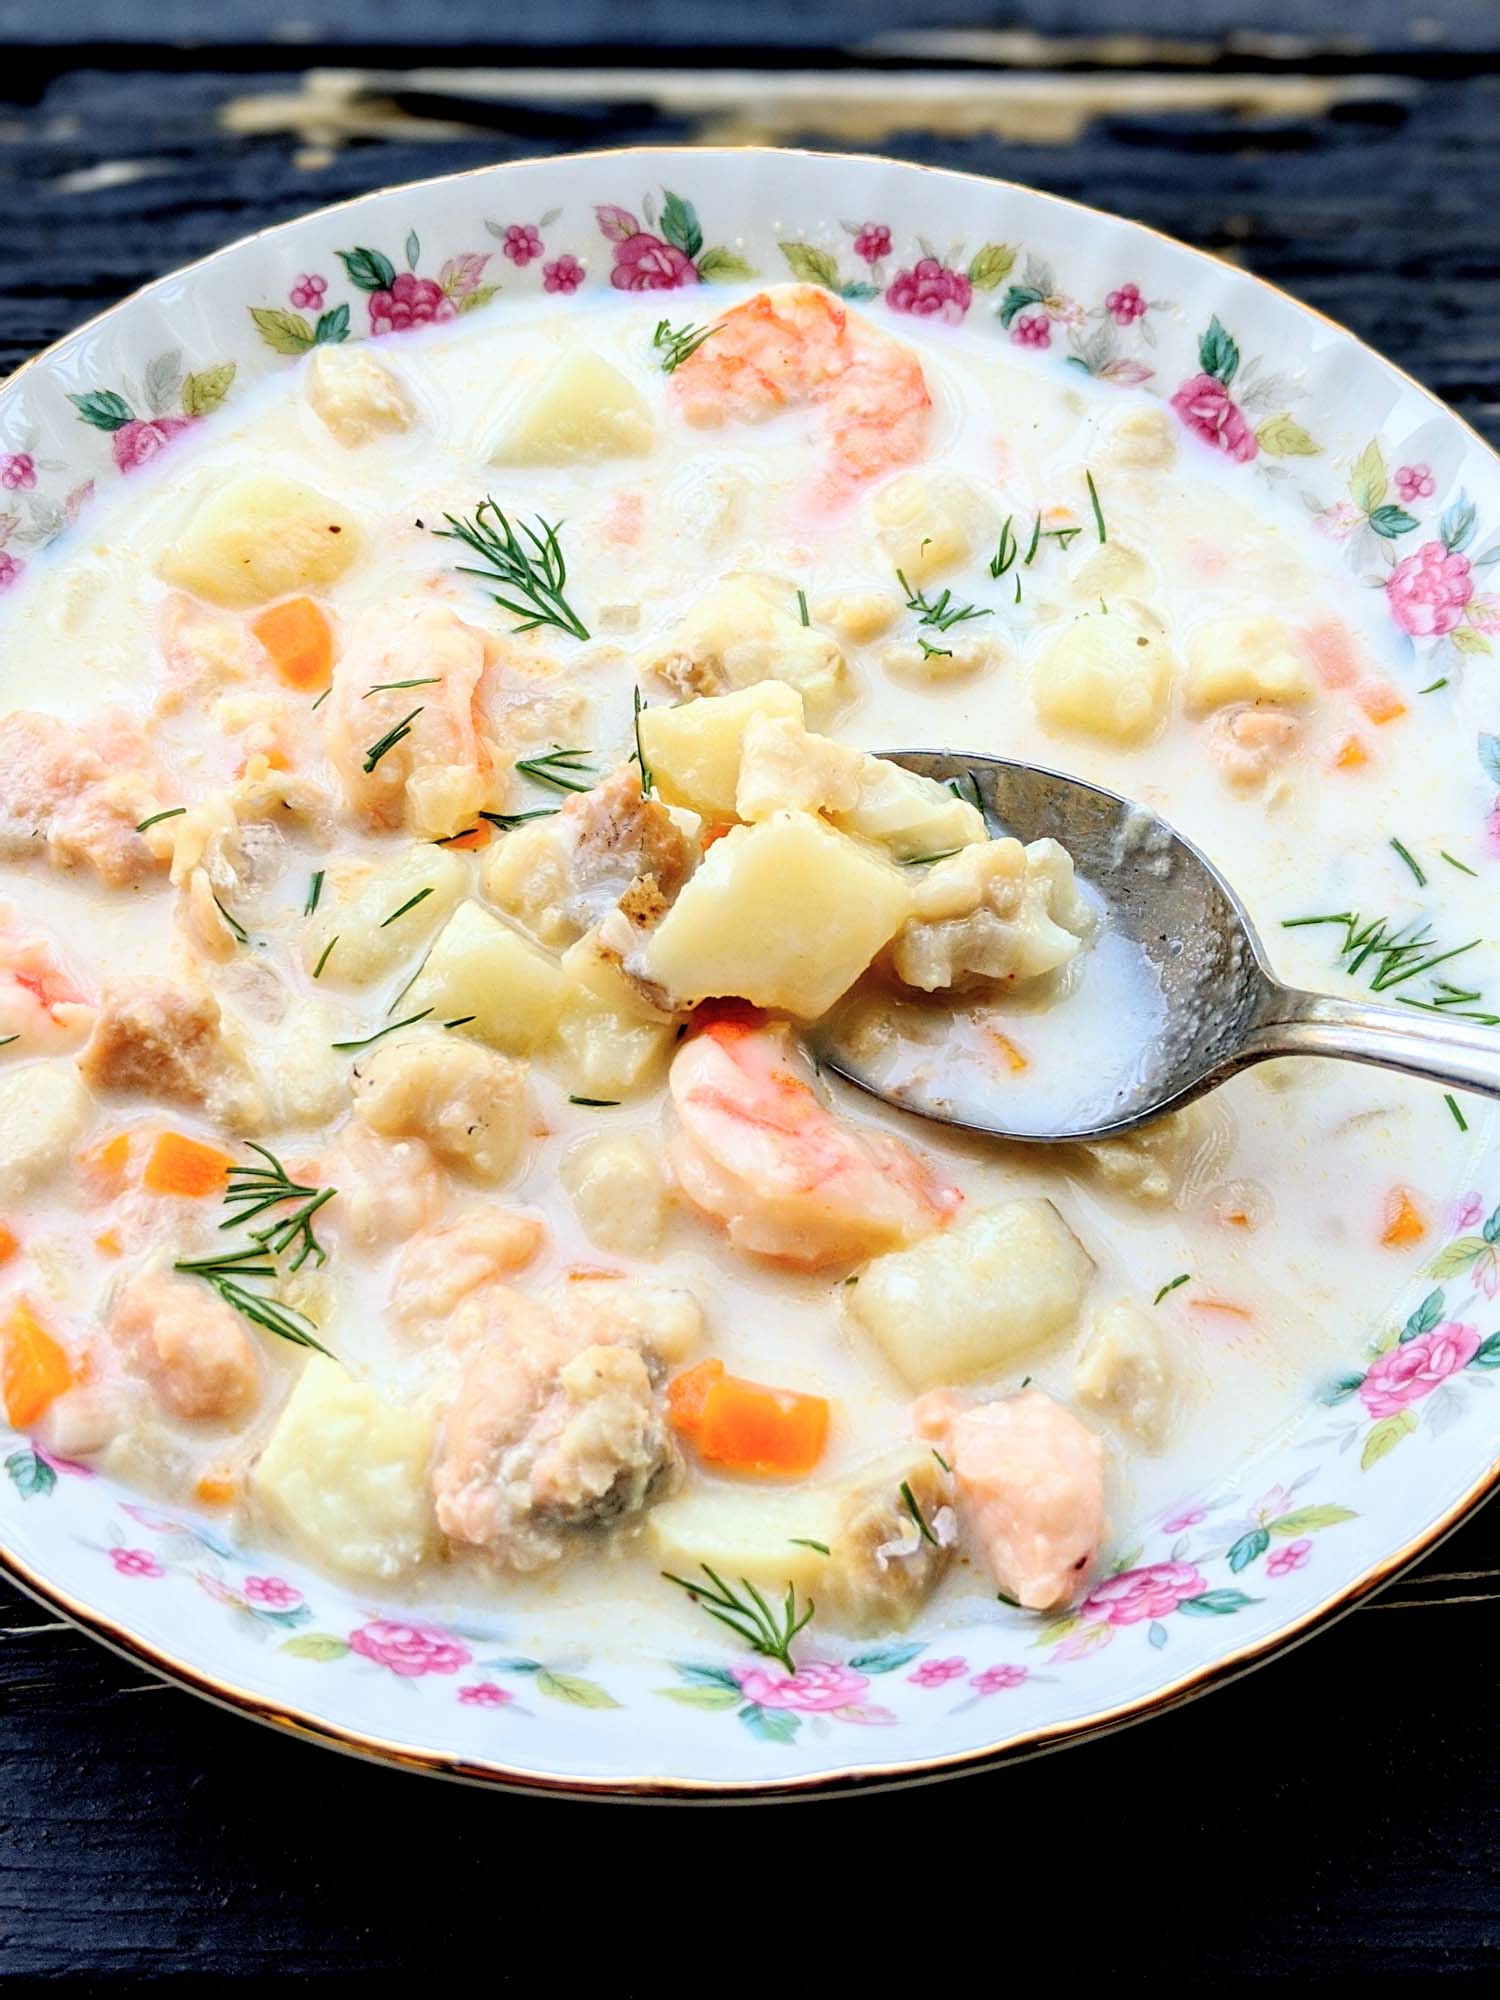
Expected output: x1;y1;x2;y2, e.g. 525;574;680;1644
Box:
3;146;1499;1798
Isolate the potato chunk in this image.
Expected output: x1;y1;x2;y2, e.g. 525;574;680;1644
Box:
734;711;864;821
639;573;852;724
643;811;913;1018
561;1132;669;1254
649;1485;841;1595
849;1198;1093;1388
639;681;805;818
250;1355;435;1581
302;846;465;987
1033;609;1176;744
156;473;361;610
1073;1300;1179;1450
831;758;987;861
1184;615;1315;715
306;345;417;445
491;349;654;465
407;899;569;1055
873;471;989;583
554;935;675;1098
891;835;1090;992
0;1061;91;1194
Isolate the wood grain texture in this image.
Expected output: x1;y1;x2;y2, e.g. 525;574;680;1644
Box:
1;0;1498;1976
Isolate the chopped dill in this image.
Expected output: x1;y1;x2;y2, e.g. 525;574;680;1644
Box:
135;806;185;833
1154;1272;1190;1304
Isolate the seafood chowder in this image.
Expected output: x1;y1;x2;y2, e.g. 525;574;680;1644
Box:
0;282;1487;1664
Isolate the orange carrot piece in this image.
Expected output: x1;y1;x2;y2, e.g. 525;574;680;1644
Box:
93;1229;122;1258
0;1222;17;1265
700;822;734;852
143;1131;233;1199
3;1302;75;1428
1332;734;1370;771
986;1030;1029;1073
1356;681;1407;725
666;1358;726;1442
441;824;491;851
251;596;334;692
194;1470;238;1508
79;1130;132;1188
696;1373;831;1477
1381;1187;1427;1249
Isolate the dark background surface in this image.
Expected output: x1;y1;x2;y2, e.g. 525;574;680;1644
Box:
2;0;1498;1978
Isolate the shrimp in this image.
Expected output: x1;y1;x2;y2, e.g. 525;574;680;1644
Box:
0;708;166;887
324;599;501;838
914;1387;1105;1612
667;1013;962;1268
318;1123;445;1250
1208;706;1300;790
390;1209;547;1334
107;1262;261;1424
669;285;932;504
0;904;93;1050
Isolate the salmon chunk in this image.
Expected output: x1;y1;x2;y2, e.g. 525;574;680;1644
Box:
0;709;167;887
108;1263;261;1423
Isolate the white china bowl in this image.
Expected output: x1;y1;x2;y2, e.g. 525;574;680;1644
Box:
3;147;1497;1797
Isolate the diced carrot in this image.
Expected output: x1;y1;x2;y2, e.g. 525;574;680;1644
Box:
0;1222;17;1265
564;1264;628;1282
700;822;734;852
250;596;334;692
689;1368;831;1477
1332;734;1369;771
441;824;491;851
2;1302;75;1428
194;1470;238;1508
1381;1187;1427;1249
143;1131;233;1199
986;1030;1029;1073
666;1358;726;1442
1355;680;1407;725
79;1130;132;1188
94;1229;122;1258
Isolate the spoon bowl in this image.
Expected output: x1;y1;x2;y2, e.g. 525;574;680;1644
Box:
816;751;1500;1144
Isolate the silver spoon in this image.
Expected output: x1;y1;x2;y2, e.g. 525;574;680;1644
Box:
816;750;1500;1144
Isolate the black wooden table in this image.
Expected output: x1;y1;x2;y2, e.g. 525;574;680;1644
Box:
3;3;1498;1976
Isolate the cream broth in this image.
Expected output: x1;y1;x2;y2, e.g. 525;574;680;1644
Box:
0;282;1488;1656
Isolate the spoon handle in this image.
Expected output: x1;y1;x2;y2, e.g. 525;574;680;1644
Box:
1245;987;1500;1101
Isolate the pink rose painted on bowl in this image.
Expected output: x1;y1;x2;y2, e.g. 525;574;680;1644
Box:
1359;1323;1480;1417
735;1660;868;1711
0;451;36;490
1395;463;1435;504
348;1619;472;1678
289;273;327;310
368;272;457;336
1170;373;1258;462
1266;1538;1313;1578
1105;282;1147;326
457;1682;514;1708
609;233;698;292
971;1663;1028;1695
501;223;543;267
1081;1560;1207;1625
110;1547;165;1578
1386;540;1474;637
242;1575;301;1610
543;254;585;294
887;258;972;324
0;551;23;591
908;1655;967;1687
112;416;191;473
854;222;892;263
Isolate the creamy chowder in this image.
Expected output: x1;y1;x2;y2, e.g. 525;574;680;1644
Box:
0;281;1487;1661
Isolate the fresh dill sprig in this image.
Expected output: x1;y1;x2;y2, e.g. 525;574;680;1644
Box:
312;936;338;980
221;1143;335;1273
900;1480;939;1547
796;588;810;628
1442;850;1477;877
331;1008;434;1052
1154;1272;1190;1304
443;1015;477;1029
662;1565;815;1674
1024;514;1042;564
990;516;1019;579
172;1249;332;1356
632;687;653;796
1283;910;1493;1017
1445;1092;1469;1132
135;806;186;833
363;678;439;698
436;499;589;640
213;895;248;944
310;688;331;712
569;1094;620;1107
897;570;993;633
363;707;423;774
1420;678;1449;694
918;636;953;660
380;886;434;929
514;746;597;794
652;317;722;373
1390;838;1426;887
931;1447;951;1474
479;807;562;832
305;870;325;916
1086;467;1107;543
